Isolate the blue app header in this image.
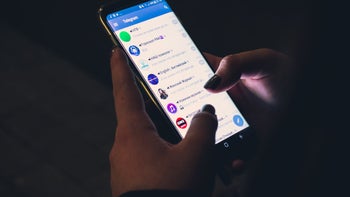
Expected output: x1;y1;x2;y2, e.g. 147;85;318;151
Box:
107;0;172;31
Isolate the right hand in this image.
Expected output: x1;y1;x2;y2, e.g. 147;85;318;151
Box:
204;48;296;152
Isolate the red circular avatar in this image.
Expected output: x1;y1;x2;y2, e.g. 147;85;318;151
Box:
176;117;187;129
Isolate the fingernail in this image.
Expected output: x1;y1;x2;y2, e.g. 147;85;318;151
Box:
204;74;221;90
201;104;216;115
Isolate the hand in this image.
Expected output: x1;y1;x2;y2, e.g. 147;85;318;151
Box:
204;48;296;164
204;48;295;137
109;48;218;197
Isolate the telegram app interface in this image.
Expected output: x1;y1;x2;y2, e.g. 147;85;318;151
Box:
107;0;248;143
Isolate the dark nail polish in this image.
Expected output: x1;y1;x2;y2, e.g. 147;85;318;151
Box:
201;104;216;115
204;74;221;90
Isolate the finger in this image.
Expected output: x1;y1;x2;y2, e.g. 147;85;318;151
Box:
204;48;289;93
203;52;222;70
180;105;218;152
110;48;147;124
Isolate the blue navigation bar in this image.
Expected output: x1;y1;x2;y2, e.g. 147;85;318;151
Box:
107;0;172;31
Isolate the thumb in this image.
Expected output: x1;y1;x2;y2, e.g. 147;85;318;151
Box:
181;105;218;152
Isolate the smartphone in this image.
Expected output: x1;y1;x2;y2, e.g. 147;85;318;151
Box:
98;0;255;162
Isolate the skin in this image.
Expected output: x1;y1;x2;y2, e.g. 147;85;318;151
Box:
109;48;295;196
204;48;295;140
110;48;218;197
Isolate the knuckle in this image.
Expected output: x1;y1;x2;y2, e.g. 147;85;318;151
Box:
222;54;241;66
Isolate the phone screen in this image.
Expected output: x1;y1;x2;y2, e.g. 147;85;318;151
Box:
105;0;249;144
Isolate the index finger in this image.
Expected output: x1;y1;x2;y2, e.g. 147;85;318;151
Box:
206;48;292;93
110;48;146;123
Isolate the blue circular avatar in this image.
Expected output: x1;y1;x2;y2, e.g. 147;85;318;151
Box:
129;45;140;56
147;74;159;85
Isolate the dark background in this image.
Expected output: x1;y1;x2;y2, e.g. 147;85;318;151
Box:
0;0;346;197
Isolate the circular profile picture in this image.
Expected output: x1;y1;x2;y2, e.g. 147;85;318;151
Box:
147;74;159;85
119;31;131;42
176;117;187;129
129;45;140;56
140;60;149;69
233;115;244;127
167;103;177;114
158;88;168;100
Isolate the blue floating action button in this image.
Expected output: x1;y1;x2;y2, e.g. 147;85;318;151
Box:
233;115;244;127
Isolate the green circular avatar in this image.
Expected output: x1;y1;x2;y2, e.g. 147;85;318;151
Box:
119;31;131;42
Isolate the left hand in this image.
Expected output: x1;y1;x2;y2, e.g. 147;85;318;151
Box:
109;48;218;197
